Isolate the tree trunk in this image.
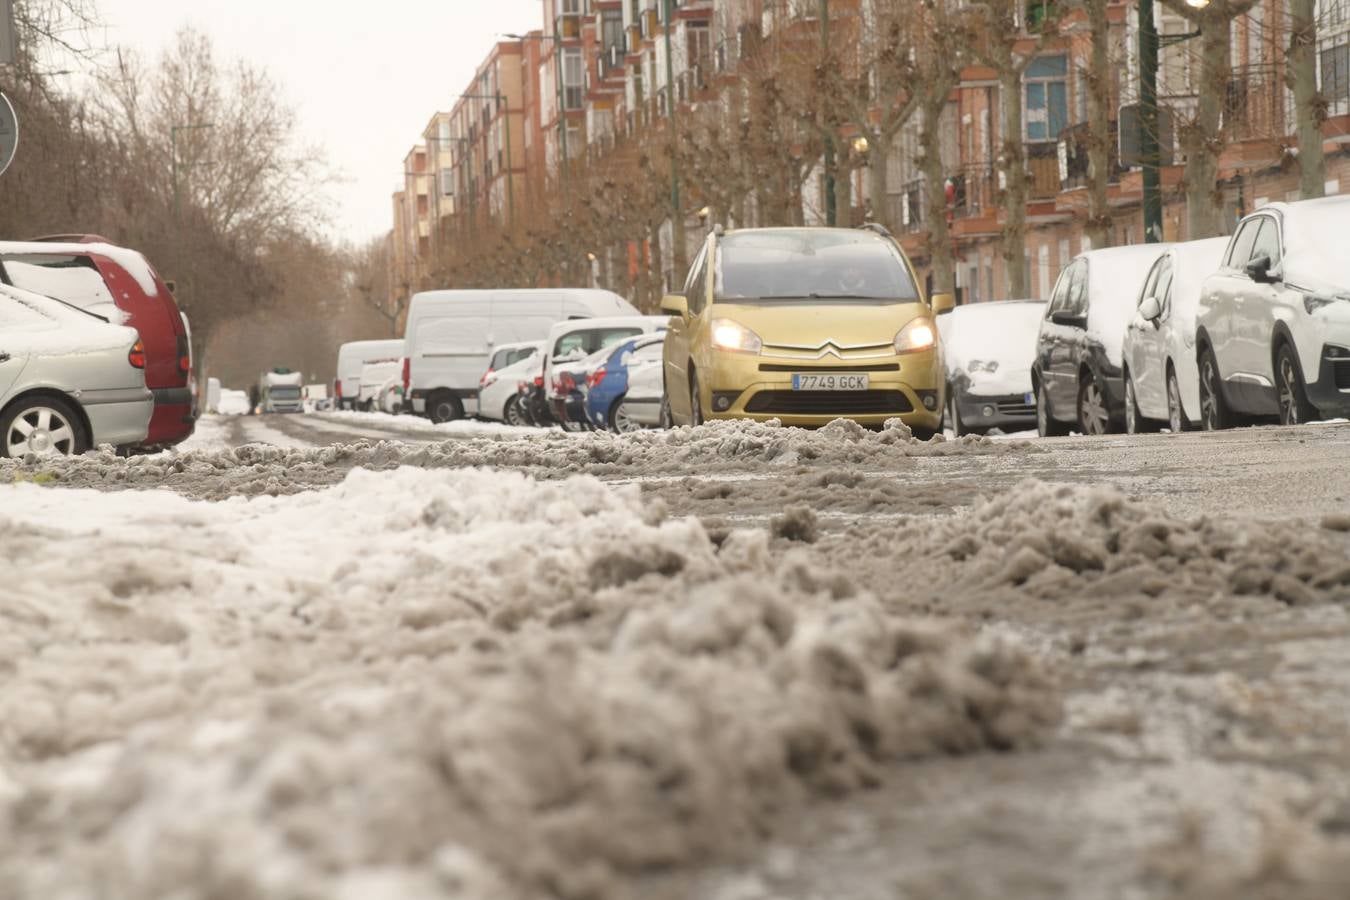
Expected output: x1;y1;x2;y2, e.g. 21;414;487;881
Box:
919;98;955;295
1181;18;1229;238
1288;0;1325;199
999;68;1030;299
836;156;854;228
868;133;892;230
1084;0;1113;249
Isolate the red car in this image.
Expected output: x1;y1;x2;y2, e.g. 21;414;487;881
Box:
0;235;195;449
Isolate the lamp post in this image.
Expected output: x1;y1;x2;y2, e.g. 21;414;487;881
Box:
171;122;214;222
1139;0;1209;243
460;92;516;229
820;0;836;227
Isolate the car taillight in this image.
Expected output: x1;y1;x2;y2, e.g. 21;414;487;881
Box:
587;367;607;388
534;375;544;387
335;380;342;398
176;335;190;375
128;340;146;369
402;358;411;392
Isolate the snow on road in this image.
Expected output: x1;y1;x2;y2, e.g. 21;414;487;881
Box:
0;466;1057;899
3;418;1350;898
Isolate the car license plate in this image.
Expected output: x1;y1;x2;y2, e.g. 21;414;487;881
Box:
792;373;869;391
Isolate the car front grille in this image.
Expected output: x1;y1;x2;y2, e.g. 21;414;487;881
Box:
1333;359;1350;390
744;390;914;416
758;363;900;372
996;401;1037;415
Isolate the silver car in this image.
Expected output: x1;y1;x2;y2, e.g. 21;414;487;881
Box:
0;284;153;457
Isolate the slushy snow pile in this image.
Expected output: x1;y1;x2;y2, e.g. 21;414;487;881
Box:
0;466;1060;900
0;418;1040;501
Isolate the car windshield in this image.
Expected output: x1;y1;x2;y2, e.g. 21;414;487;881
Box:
491;346;536;369
271;386;302;399
552;327;643;361
713;230;919;302
1281;203;1350;291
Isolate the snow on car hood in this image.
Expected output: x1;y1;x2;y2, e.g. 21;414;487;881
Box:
0;464;1060;897
939;302;1044;395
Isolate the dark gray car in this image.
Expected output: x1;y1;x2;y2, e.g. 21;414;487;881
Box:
0;284;153;457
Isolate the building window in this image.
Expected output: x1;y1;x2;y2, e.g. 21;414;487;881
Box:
563;48;584;110
440;169;454;197
1025;55;1068;142
1322;43;1350;103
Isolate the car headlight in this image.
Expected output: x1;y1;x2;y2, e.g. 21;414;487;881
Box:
710;319;763;354
894;318;937;354
1304;293;1347;314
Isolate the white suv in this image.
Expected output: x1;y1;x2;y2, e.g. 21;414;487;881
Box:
1195;197;1350;428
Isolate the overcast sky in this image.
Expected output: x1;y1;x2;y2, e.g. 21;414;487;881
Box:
89;0;542;245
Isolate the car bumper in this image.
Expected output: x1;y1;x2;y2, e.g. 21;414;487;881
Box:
701;348;944;428
1307;341;1350;417
145;397;195;447
82;388;154;447
955;391;1038;430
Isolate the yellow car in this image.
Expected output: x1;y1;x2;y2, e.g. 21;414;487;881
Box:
661;226;954;435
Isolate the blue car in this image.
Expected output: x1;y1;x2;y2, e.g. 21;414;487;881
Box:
584;333;667;432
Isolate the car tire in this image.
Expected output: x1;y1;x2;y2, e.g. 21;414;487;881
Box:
1166;367;1191;433
1124;375;1159;435
1198;346;1232;432
690;369;706;427
1077;372;1114;436
1036;381;1069;438
1;395;89;458
1275;342;1318;426
608;395;644;434
946;389;966;438
428;392;463;424
504;395;527;427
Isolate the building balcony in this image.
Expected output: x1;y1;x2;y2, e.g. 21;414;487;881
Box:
598;44;626;81
886;179;926;234
1026;143;1060;200
675;61;713;103
1057;120;1127;192
1224;64;1287;143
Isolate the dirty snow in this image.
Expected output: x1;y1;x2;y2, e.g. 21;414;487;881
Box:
0;467;1058;899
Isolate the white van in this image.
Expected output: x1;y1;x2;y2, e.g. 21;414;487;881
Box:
404;288;638;422
335;339;404;410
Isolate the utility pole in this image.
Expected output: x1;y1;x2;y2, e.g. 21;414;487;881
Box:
663;0;686;276
820;0;836;227
1138;0;1162;242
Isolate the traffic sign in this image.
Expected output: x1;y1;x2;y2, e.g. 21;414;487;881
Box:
0;92;15;176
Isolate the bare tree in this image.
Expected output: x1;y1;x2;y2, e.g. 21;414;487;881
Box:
963;0;1067;299
1073;0;1115;249
1285;0;1325;199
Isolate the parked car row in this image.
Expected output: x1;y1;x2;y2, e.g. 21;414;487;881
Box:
0;235;195;457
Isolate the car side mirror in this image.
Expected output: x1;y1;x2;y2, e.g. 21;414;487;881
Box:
1138;295;1162;321
1051;310;1086;328
930;292;956;314
1245;253;1278;284
660;293;689;318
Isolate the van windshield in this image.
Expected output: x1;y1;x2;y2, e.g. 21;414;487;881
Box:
714;231;919;302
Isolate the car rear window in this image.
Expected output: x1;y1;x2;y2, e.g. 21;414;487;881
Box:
714;231;919;302
491;346;537;369
552;327;643;361
0;293;53;328
2;255;117;313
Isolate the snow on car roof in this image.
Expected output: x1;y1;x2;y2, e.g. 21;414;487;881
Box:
0;240;162;297
940;301;1045;377
1082;244;1173;365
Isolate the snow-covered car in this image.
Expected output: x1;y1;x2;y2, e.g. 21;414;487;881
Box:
584;333;667;432
938;300;1044;436
217;389;250;416
1034;243;1172;437
334;339;403;411
479;341;544;424
0;283;153;457
1121;237;1229;433
358;360;402;412
1196;197;1350;428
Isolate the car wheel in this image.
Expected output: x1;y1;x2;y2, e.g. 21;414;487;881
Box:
1077;374;1112;436
689;369;706;427
1275;343;1317;426
1198;346;1232;432
2;396;89;458
1166;368;1191;433
946;389;966;438
1036;381;1069;438
504;395;527;427
428;392;463;424
608;396;643;434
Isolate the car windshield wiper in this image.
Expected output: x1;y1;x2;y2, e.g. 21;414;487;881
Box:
753;293;883;301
